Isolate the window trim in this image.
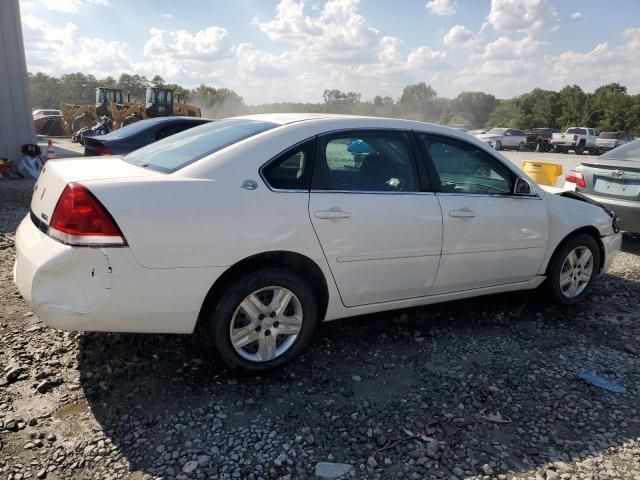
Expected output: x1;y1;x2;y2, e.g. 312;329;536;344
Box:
259;137;317;192
311;129;432;194
415;132;540;198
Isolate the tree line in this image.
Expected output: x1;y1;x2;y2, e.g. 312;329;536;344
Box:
29;72;640;134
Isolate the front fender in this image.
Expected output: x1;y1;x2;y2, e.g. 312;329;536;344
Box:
539;193;616;273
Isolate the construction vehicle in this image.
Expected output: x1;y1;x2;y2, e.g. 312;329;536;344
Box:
60;86;202;136
60;87;124;136
110;87;201;129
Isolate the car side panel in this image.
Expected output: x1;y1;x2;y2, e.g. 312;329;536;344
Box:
87;179;328;270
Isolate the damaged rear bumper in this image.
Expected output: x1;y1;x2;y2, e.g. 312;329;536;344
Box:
14;216;225;334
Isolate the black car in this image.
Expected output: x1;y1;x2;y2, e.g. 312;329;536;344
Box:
525;128;560;152
84;116;211;156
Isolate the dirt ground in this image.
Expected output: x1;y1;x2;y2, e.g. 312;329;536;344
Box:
1;178;640;480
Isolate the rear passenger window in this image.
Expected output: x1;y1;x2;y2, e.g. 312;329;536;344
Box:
262;141;313;190
318;132;419;192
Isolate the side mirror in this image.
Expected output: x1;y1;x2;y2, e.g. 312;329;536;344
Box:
514;178;535;196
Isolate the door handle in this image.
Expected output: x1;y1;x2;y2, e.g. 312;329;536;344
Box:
449;208;476;218
314;209;352;220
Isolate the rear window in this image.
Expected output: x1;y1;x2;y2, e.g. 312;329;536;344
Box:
567;128;587;134
124;119;277;173
600;139;640;161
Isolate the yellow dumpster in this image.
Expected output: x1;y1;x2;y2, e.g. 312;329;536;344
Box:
521;161;563;186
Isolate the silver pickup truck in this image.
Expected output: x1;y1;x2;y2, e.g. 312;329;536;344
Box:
551;127;598;155
595;131;634;154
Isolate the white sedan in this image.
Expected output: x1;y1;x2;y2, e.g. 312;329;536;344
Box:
476;127;527;151
14;114;622;373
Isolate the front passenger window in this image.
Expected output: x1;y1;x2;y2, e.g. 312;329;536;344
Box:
418;134;513;195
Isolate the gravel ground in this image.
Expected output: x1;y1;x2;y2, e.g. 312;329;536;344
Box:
2;177;640;480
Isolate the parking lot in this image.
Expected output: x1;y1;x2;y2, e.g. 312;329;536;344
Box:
1;156;640;480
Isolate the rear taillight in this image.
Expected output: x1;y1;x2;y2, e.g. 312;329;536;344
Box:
566;169;586;188
93;144;112;156
573;135;578;142
48;183;126;246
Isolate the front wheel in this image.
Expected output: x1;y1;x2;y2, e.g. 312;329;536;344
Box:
546;234;600;305
575;144;585;155
494;140;502;151
518;142;526;152
199;270;318;374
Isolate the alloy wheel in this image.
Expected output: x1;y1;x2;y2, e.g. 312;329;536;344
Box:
559;246;594;298
229;286;303;362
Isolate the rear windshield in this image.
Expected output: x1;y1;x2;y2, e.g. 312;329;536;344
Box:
599;132;620;139
567;128;587;134
600;139;640;161
124;119;277;173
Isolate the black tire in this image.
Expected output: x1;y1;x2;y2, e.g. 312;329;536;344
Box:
545;234;600;305
518;142;526;152
123;114;142;127
494;140;502;151
575;143;585;155
199;269;318;374
71;114;95;134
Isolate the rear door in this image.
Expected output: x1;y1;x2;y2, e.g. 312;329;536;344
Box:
309;130;443;307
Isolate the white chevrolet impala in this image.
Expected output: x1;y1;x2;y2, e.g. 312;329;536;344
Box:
14;114;622;373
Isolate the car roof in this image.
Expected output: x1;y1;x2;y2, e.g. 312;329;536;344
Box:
231;113;475;137
139;116;212;124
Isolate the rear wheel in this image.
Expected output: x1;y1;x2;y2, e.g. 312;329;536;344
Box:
494;140;502;151
518;142;526;152
199;269;318;374
546;234;600;305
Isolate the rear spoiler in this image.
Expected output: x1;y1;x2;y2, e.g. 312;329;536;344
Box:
558;191;620;234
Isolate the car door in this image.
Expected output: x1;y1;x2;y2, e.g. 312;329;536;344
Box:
416;133;548;293
309;130;443;307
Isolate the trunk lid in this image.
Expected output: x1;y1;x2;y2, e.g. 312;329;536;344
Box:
31;157;155;228
579;159;640;200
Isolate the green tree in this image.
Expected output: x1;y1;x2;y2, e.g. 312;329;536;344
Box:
485;99;521;128
451;91;497;128
557;85;587;129
397;82;437;120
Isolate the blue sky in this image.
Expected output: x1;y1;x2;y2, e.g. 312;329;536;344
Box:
19;0;640;104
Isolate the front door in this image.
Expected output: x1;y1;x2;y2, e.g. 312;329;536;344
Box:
309;130;443;307
416;133;548;293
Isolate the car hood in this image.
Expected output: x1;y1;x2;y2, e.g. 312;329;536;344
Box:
476;134;501;141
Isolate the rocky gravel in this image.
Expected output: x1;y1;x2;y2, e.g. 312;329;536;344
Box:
2;178;640;479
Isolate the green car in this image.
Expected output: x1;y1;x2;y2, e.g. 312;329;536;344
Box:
567;139;640;232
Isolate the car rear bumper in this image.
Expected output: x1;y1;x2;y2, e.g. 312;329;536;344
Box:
14;216;225;334
580;193;640;233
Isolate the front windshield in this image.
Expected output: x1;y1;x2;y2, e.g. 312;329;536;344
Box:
487;128;506;135
124;119;277;173
600;139;640;161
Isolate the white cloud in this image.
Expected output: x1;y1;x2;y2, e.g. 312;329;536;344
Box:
569;12;583;21
37;0;108;14
486;0;559;33
22;14;131;77
161;13;174;19
443;25;475;48
547;33;640;93
425;0;457;16
143;27;232;61
481;35;541;59
235;43;293;77
258;0;379;63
